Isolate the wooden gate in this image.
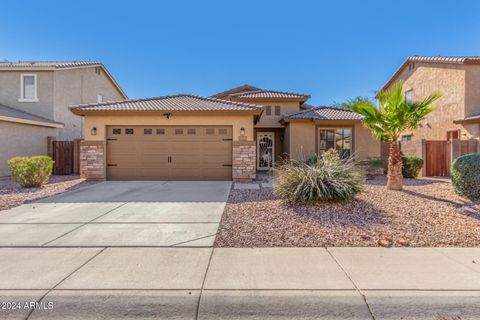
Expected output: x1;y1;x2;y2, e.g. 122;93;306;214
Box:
425;140;450;176
52;141;74;175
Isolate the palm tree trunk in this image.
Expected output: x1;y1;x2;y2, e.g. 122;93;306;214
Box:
387;142;403;190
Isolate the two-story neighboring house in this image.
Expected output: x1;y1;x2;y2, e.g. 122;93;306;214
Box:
0;61;127;177
379;56;480;142
70;84;379;181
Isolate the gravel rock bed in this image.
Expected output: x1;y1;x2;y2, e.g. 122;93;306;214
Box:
215;177;480;247
0;175;97;211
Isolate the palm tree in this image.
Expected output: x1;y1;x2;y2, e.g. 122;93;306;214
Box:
342;81;441;190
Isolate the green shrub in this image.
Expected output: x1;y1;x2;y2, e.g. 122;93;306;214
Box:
273;150;363;204
401;155;423;178
451;153;480;200
8;156;54;188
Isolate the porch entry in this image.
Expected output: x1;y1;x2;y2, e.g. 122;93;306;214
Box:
257;132;275;170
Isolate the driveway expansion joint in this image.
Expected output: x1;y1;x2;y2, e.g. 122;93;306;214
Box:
40;202;127;246
25;247;107;320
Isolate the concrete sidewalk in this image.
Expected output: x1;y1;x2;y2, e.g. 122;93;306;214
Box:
1;247;479;319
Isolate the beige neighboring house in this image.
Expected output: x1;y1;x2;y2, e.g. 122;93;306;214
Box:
0;61;127;177
70;85;380;181
379;55;480;142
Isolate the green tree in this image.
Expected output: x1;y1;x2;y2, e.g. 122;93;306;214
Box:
341;81;441;190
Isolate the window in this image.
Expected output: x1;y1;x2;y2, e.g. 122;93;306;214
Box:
274;105;281;116
20;74;38;101
408;62;415;71
95;67;102;75
265;105;272;115
405;90;413;103
97;94;104;103
206;128;215;135
319;128;352;158
446;130;460;140
112;128;121;135
175;128;184;135
187;128;196;135
125;128;134;135
218;128;228;135
144;128;152;135
156;128;165;135
401;135;413;142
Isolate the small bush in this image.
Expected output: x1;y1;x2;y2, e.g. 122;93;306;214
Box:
451;153;480;200
401;155;423;178
273;150;363;204
8;156;54;188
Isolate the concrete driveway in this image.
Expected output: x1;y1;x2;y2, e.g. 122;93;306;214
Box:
0;181;231;247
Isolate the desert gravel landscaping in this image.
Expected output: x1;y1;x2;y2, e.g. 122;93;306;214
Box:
0;175;96;210
215;177;480;247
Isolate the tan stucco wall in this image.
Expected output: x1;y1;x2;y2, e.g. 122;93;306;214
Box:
0;121;57;177
465;65;480;119
286;121;380;161
53;68;126;140
82;113;255;142
287;122;317;160
384;62;478;140
0;71;55;120
253;101;301;128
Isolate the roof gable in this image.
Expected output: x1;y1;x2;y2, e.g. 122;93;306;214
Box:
378;55;480;97
0;61;128;99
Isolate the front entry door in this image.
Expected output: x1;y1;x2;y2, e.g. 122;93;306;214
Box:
257;132;275;171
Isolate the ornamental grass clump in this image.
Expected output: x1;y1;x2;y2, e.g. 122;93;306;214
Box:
274;150;363;204
8;156;54;188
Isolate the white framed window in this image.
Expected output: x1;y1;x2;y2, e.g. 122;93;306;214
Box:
401;134;413;142
19;74;38;102
97;94;104;103
405;89;413;103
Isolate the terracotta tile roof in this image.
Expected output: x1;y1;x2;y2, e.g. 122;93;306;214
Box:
230;89;310;101
70;94;263;114
282;106;364;121
0;103;64;128
378;55;480;97
0;61;102;69
211;84;260;99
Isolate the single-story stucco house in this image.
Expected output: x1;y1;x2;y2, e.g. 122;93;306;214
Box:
70;85;380;181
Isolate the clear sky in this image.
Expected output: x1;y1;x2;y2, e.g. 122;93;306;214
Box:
1;0;479;105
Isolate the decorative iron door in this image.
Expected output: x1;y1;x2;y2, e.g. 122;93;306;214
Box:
257;132;275;170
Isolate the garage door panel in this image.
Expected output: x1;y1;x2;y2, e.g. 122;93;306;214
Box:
107;126;232;180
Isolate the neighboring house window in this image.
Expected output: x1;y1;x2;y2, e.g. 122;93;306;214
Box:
319;128;352;158
446;130;460;140
20;74;38;102
405;90;413;103
274;105;281;116
265;105;272;116
401;135;413;142
97;94;104;103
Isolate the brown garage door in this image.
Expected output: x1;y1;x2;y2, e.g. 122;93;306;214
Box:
106;126;232;180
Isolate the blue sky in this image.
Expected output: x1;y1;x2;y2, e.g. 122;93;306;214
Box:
1;0;479;105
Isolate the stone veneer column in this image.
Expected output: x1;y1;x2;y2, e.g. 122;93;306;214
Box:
80;141;106;181
232;140;256;181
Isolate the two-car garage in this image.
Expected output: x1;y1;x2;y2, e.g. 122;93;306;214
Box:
71;94;262;181
106;126;233;180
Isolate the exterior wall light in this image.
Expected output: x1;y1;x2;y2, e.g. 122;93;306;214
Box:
240;127;245;136
91;127;97;136
163;112;172;119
